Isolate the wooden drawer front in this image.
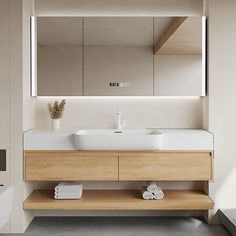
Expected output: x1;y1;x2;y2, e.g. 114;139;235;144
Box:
25;151;118;181
119;152;213;181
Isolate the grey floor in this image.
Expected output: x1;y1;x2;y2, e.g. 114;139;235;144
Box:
5;217;231;236
221;209;236;226
219;209;236;235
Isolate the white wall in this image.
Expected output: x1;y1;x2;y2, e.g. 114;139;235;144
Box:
0;0;10;187
23;0;35;132
9;0;35;233
0;0;34;233
35;0;202;16
9;1;25;232
35;97;203;130
22;0;35;231
206;0;236;221
0;0;10;233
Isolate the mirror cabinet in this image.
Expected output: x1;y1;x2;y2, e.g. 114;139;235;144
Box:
32;16;206;96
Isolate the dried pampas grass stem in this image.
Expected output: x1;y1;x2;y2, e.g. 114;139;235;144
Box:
48;99;66;119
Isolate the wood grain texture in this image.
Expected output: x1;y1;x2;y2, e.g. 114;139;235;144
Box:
24;151;118;181
119;152;212;181
154;17;202;55
154;17;187;54
23;189;213;210
24;151;213;181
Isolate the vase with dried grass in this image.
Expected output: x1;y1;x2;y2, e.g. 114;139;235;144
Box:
48;99;66;131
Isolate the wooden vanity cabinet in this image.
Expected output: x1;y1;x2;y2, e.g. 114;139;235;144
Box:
119;152;213;181
24;151;213;181
24;151;118;181
24;150;214;212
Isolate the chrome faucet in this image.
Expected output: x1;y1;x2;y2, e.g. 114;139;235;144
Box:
116;110;126;130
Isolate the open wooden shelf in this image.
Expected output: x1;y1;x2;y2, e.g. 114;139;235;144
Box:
24;190;213;211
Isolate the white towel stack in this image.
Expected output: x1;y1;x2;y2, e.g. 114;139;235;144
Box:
54;182;83;199
141;182;164;200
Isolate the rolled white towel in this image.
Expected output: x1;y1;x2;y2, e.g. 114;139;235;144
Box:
147;182;160;193
153;190;164;200
141;186;154;200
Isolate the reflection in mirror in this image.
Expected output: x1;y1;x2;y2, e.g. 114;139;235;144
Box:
84;17;154;96
37;17;83;96
32;16;206;97
153;17;206;96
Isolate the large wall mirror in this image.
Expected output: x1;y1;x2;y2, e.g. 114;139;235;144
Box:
31;16;206;96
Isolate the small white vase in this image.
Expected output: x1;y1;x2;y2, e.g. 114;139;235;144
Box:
51;119;60;131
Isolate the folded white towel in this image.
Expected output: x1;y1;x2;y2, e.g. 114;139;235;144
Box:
54;195;82;200
147;182;160;193
141;186;154;200
55;189;82;195
55;182;82;192
54;190;83;199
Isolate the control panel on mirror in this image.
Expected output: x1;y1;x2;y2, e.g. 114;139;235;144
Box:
31;16;206;96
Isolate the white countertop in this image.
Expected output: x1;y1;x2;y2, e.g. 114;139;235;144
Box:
24;129;214;151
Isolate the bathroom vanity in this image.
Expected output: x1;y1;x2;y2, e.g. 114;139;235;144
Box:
27;14;210;214
25;14;211;214
23;129;214;212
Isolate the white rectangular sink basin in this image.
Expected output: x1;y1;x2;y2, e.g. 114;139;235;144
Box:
75;129;163;150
